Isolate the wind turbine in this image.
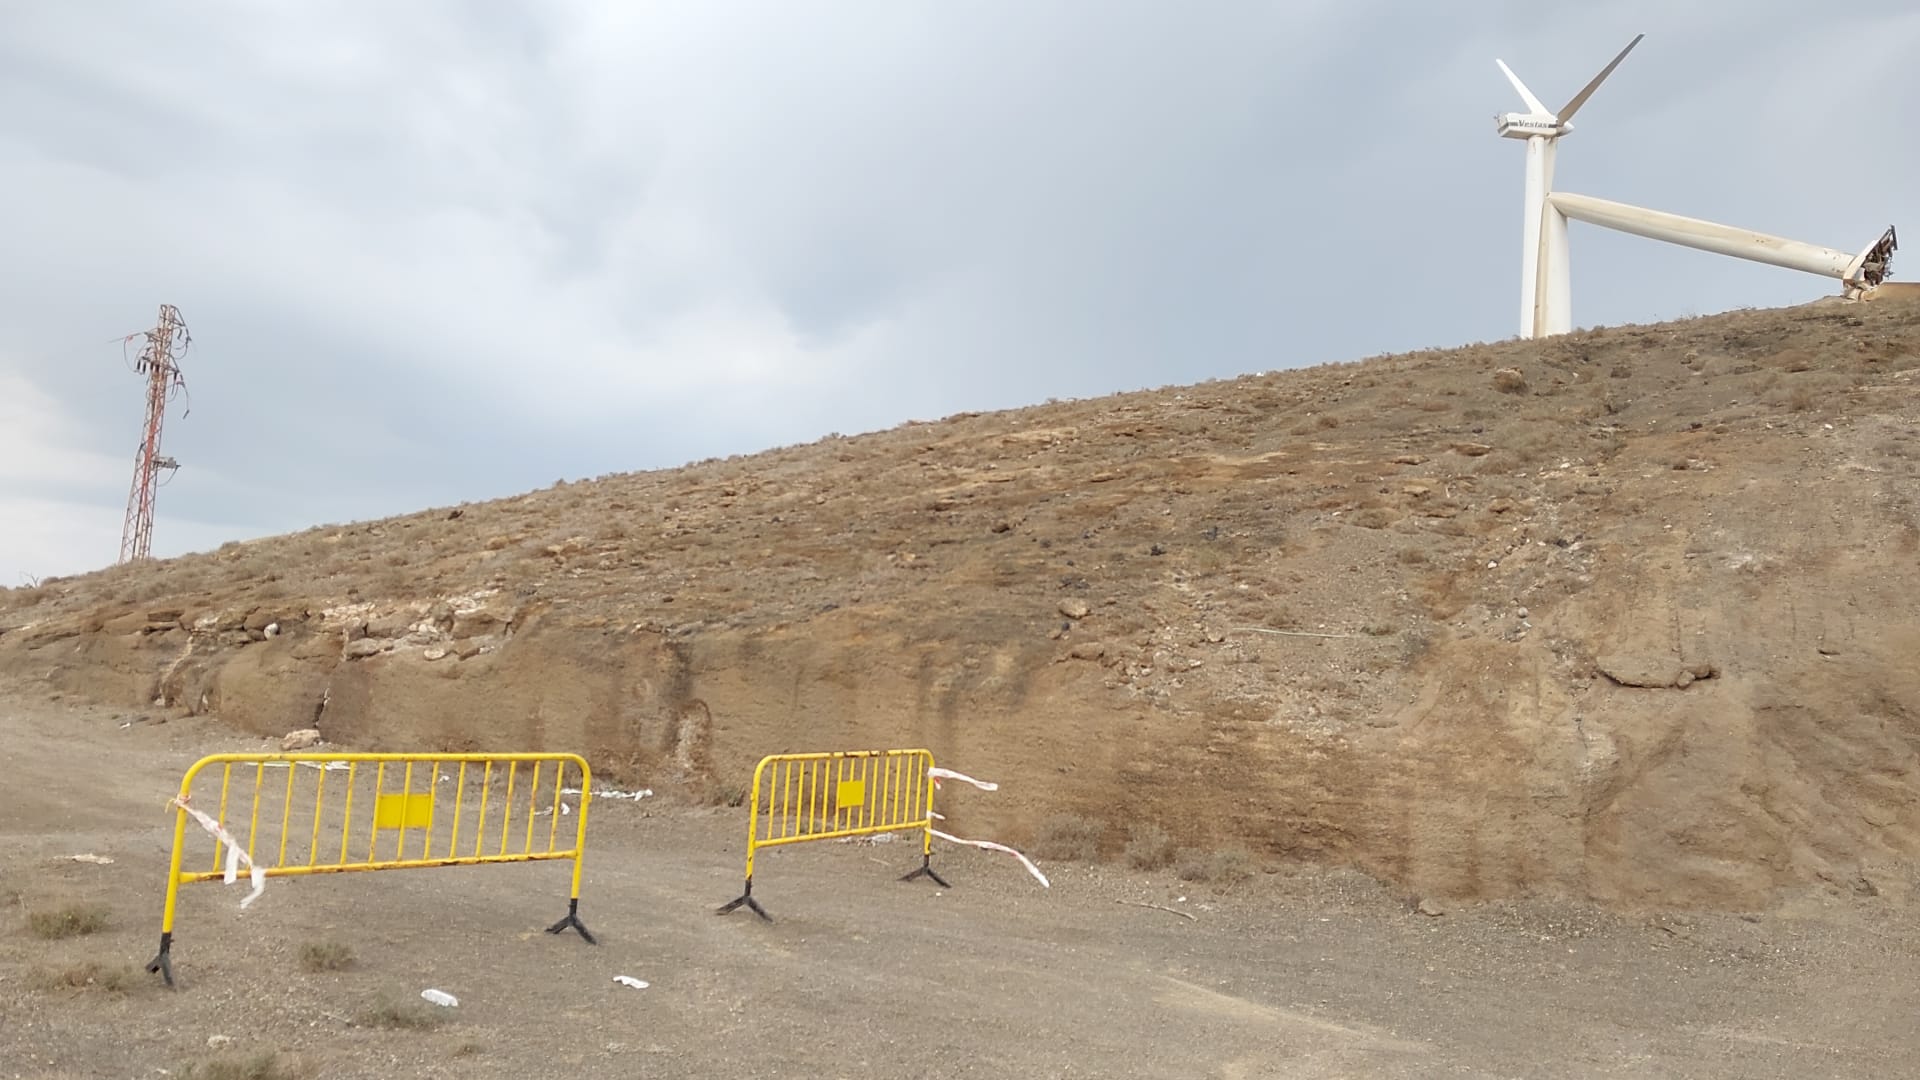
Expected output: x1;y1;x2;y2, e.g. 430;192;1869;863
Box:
1495;34;1643;339
1493;35;1897;339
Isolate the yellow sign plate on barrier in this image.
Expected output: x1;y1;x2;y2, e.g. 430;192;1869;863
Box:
836;779;866;815
718;748;951;921
373;792;435;830
146;751;599;989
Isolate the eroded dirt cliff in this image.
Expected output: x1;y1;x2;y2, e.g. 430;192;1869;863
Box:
7;299;1920;910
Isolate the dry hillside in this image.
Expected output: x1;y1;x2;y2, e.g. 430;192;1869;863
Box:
7;298;1920;912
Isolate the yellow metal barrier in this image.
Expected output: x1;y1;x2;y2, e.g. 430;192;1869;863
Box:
717;748;948;920
146;751;596;987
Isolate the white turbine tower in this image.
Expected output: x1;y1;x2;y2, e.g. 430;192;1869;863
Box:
1495;34;1643;339
1494;35;1898;339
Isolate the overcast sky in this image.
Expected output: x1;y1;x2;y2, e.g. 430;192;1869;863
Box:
3;2;1915;583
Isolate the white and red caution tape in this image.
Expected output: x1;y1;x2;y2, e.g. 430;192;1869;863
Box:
931;828;1050;888
169;797;267;909
928;767;998;792
924;765;1047;888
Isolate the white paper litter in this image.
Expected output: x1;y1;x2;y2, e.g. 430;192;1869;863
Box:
613;975;649;990
421;988;459;1007
170;797;266;908
560;787;653;801
66;853;115;865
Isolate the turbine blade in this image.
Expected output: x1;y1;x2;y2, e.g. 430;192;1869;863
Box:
1495;59;1551;116
1557;33;1644;122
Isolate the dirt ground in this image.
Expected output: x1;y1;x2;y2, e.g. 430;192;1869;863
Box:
4;682;1915;1079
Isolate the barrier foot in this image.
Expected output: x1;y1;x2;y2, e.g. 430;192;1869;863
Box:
900;854;951;889
545;898;598;944
717;879;772;922
146;932;175;988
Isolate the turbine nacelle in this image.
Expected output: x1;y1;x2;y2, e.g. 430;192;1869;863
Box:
1493;35;1642;142
1496;113;1568;139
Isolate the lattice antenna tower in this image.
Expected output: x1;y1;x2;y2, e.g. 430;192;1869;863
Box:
119;304;191;564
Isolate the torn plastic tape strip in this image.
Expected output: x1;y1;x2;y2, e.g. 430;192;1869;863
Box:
171;797;267;908
930;828;1049;888
928;767;999;792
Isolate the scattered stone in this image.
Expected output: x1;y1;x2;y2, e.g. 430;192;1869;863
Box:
1492;368;1528;394
281;729;322;752
366;614;410;639
1595;655;1719;689
242;611;275;632
343;638;386;660
1391;454;1427;465
991;521;1012;534
1417;898;1446;917
1452;442;1494;457
1516;607;1529;620
452;610;499;639
1058;600;1092;620
1068;641;1107;661
424;647;449;662
206;1035;234;1050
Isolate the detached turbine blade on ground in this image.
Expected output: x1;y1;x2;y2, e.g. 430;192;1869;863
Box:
1547;191;1864;281
1557;33;1645;122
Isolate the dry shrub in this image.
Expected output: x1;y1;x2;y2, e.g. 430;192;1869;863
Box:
29;961;136;994
28;902;109;940
1032;814;1106;862
1175;847;1255;885
1124;825;1176;870
299;941;353;972
1;584;49;610
181;1051;309;1080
